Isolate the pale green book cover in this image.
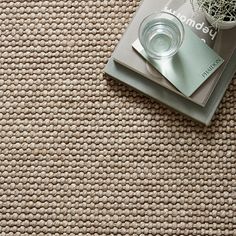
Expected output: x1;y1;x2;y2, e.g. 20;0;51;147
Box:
133;24;224;97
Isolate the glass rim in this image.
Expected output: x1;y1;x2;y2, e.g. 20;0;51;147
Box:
139;11;184;29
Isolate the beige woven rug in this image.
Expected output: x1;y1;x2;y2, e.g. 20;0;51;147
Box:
0;0;235;235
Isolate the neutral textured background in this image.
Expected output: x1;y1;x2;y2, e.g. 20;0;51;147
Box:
0;0;235;235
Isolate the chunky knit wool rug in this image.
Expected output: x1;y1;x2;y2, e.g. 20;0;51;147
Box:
0;0;235;235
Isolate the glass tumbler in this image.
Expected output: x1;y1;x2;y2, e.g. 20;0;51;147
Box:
138;12;185;60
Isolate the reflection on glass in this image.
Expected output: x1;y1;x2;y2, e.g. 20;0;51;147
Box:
139;12;185;60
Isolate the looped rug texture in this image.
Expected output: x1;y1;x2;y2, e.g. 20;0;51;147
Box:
0;0;235;235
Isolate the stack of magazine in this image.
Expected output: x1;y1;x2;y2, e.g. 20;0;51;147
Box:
104;0;236;125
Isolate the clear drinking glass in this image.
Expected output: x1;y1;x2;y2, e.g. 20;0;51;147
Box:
138;12;185;60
